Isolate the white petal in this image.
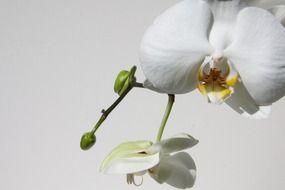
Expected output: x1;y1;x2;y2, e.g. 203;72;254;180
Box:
224;7;285;105
140;0;213;94
158;133;199;154
242;106;271;119
225;80;271;119
208;0;246;50
100;140;160;174
149;152;196;189
102;153;160;174
143;79;165;93
247;0;285;8
268;5;285;26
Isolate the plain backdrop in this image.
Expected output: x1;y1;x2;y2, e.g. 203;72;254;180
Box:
1;0;285;190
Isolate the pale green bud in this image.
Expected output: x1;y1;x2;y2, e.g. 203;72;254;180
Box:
114;70;131;96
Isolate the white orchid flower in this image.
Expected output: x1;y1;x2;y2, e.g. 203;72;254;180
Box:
140;0;285;119
100;134;198;189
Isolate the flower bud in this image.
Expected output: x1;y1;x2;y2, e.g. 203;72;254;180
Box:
114;70;130;95
80;132;96;150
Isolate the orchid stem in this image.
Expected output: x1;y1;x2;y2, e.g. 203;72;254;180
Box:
90;67;144;134
90;85;133;134
156;94;175;142
132;82;144;88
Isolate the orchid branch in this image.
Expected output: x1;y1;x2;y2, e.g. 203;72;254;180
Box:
80;66;144;150
156;94;175;142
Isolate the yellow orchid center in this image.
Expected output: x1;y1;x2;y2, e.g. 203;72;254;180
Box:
197;55;239;104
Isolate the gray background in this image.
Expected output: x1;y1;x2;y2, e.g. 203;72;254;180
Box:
1;0;285;189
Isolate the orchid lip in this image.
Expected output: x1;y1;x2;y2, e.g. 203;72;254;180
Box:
197;55;239;104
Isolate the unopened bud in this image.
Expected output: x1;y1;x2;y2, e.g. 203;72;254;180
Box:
114;70;130;96
80;132;96;150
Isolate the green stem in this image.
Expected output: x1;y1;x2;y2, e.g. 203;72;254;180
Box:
91;85;133;134
132;82;144;88
156;94;175;142
89;66;143;134
91;66;144;134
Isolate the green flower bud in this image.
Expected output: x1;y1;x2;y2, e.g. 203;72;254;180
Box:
80;132;96;150
114;70;130;96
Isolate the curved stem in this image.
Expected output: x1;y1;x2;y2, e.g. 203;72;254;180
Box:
156;94;175;142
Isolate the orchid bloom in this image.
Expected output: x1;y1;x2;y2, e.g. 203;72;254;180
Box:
140;0;285;119
100;134;198;189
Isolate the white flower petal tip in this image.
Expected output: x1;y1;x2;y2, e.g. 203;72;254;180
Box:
241;106;271;119
149;152;197;189
225;81;272;119
172;133;199;145
159;133;199;154
99;140;160;174
247;0;285;9
268;5;285;26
